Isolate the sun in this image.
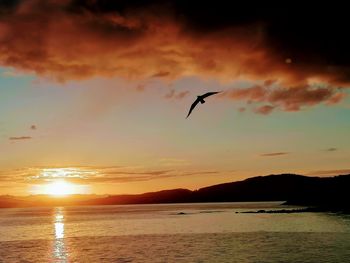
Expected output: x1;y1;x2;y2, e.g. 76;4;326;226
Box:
30;168;92;196
44;180;76;196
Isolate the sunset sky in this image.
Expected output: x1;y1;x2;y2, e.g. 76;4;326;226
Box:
0;1;349;195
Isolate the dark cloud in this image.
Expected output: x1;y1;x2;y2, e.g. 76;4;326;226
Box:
0;1;349;112
9;136;32;140
0;0;20;14
325;148;337;152
260;152;289;157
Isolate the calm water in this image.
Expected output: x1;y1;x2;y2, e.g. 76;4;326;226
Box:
0;202;349;262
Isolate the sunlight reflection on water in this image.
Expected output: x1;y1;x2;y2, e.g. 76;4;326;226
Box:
53;207;67;262
0;203;349;262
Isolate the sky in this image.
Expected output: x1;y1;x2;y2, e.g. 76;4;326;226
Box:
0;1;349;195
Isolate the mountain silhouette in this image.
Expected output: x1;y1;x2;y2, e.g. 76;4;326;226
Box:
1;173;349;212
82;173;350;212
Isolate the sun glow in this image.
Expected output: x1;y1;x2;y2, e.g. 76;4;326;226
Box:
29;167;92;195
44;180;76;196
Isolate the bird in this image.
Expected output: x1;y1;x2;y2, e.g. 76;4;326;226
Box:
186;91;221;118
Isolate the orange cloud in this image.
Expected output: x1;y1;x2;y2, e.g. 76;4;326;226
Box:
0;166;219;185
151;71;171;78
221;84;346;114
254;105;275;115
0;1;348;112
164;89;189;99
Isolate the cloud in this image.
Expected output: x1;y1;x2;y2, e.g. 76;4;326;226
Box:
1;69;28;77
159;158;190;166
164;89;175;99
151;71;170;78
326;93;347;105
0;166;219;185
176;91;190;99
260;152;289;157
307;169;350;176
221;84;346;114
164;89;189;99
325;148;337;152
9;136;32;140
0;1;348;112
254;105;275;115
238;107;246;113
136;84;145;92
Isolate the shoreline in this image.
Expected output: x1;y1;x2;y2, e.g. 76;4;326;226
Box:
240;207;350;214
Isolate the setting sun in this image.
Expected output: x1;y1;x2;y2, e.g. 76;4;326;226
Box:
44;180;76;196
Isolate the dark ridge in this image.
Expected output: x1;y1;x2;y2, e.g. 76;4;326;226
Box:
85;189;193;205
1;174;350;213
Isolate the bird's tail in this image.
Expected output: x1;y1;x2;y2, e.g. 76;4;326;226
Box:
200;99;205;104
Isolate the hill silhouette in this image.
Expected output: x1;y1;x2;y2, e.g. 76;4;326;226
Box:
84;189;193;205
1;173;349;212
83;173;350;212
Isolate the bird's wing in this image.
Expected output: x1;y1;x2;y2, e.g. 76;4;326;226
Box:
201;91;221;99
186;98;200;118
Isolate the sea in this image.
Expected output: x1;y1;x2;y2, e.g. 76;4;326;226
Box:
0;202;349;263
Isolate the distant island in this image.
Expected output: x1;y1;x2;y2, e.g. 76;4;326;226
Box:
1;173;349;213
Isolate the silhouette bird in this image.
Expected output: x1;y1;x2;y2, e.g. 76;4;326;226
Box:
186;92;220;118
